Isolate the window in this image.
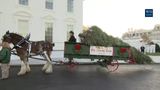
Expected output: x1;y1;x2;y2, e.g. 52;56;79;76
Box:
67;24;74;40
18;20;29;36
135;33;138;36
45;0;53;10
19;0;28;5
67;0;74;12
132;33;135;36
45;23;53;42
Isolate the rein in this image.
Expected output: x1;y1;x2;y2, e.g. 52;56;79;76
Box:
11;34;32;60
11;34;31;50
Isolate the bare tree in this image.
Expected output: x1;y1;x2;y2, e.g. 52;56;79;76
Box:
141;33;152;44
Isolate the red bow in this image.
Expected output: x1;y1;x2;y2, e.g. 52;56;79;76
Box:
120;48;127;53
75;44;81;51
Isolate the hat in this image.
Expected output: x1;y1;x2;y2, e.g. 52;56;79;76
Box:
69;31;74;34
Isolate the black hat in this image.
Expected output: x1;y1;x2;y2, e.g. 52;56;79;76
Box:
69;31;74;34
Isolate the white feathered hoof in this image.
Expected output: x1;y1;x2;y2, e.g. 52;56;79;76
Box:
26;64;31;73
42;62;49;71
17;70;27;76
45;64;53;74
26;68;31;73
17;63;27;76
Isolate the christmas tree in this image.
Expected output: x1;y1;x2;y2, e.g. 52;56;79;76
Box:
79;26;153;64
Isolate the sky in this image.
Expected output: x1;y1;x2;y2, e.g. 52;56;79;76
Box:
83;0;160;38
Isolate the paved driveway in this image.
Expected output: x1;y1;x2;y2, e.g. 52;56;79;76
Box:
0;64;160;90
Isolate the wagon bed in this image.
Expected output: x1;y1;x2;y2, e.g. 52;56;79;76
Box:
64;42;132;71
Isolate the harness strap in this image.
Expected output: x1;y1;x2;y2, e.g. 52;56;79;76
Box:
11;33;31;50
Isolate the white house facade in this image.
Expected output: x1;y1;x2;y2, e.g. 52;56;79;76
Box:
122;24;160;41
122;25;160;53
0;0;83;51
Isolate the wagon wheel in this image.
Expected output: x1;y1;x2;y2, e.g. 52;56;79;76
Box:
67;62;76;67
106;59;119;72
64;58;78;69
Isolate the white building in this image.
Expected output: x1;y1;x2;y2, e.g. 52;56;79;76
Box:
122;25;160;53
150;24;160;40
122;28;152;40
0;0;83;51
122;24;160;41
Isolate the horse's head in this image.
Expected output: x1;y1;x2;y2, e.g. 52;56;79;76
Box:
2;31;12;43
2;31;22;43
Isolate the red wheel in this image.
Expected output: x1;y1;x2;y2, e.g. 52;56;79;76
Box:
68;62;76;68
67;61;78;69
60;60;64;64
107;59;119;72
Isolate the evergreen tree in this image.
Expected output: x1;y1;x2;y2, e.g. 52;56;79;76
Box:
79;26;153;64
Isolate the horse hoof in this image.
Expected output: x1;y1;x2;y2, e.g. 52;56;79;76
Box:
45;71;52;74
26;71;31;73
17;72;26;76
45;69;53;74
42;64;49;71
42;68;46;72
26;69;31;73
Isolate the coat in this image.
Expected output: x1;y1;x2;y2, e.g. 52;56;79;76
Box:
69;35;76;43
0;48;11;63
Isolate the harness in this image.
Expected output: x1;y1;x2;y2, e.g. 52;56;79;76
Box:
11;33;31;53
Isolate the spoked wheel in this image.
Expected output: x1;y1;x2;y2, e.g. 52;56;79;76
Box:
106;59;119;72
66;62;79;72
64;58;78;70
67;62;77;68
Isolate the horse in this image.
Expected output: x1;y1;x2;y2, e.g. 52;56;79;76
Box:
2;31;54;76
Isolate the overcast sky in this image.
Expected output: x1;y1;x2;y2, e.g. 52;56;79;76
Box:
83;0;160;38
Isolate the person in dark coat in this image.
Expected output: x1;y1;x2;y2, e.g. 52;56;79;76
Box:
140;46;145;53
0;42;11;80
68;31;76;64
68;31;76;43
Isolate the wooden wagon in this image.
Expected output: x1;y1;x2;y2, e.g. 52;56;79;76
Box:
64;42;134;72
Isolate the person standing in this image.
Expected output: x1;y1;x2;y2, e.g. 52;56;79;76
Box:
68;31;76;64
140;46;145;53
0;42;11;80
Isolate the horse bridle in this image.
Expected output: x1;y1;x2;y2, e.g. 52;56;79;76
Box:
4;33;31;50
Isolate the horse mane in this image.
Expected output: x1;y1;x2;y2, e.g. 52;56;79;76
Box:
10;32;24;38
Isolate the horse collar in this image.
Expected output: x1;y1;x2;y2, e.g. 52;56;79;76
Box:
12;37;30;50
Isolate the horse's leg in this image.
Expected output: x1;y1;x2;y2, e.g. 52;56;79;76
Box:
42;51;53;73
42;61;49;71
38;44;48;71
25;57;31;73
17;56;29;75
18;60;27;75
